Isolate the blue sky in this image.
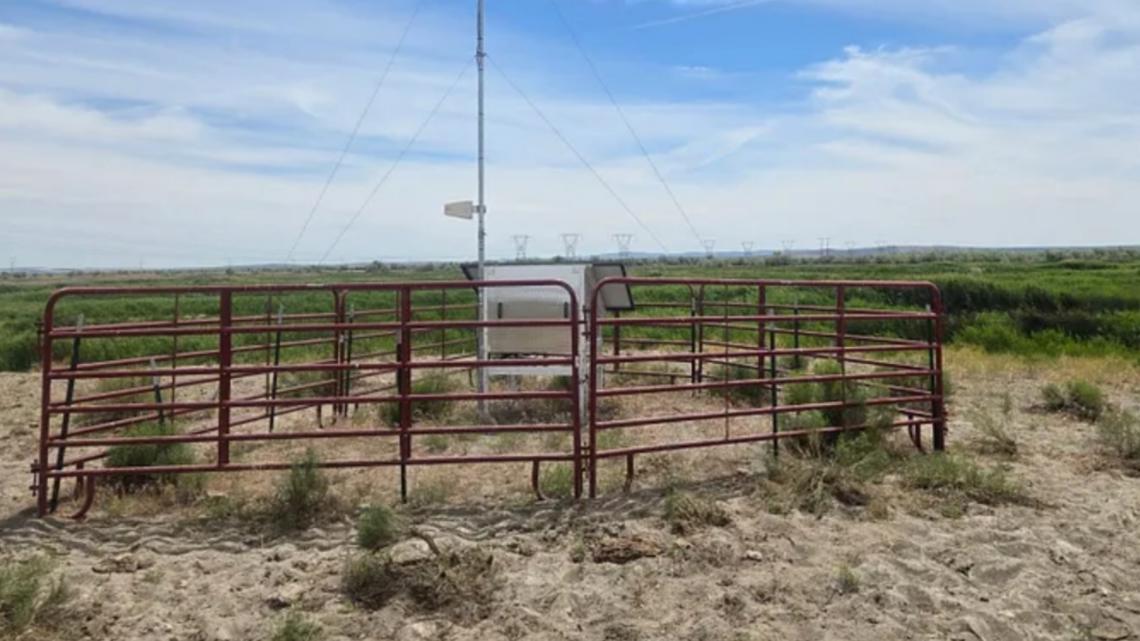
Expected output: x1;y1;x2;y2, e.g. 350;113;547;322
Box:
1;0;1138;267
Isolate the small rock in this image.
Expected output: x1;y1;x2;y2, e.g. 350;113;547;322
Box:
744;550;764;562
389;539;433;566
397;621;438;641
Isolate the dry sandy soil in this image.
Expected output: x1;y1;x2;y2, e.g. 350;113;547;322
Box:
2;348;1139;641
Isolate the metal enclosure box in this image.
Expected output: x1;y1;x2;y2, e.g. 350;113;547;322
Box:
483;263;589;357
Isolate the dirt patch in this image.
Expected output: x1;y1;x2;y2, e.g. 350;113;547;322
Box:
2;350;1140;640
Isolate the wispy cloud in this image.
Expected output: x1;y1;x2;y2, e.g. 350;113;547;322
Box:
633;0;769;30
0;0;1138;267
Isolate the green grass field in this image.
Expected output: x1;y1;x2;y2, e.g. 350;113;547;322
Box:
2;250;1139;371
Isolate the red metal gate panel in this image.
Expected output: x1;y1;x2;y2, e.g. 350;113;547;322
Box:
34;280;582;517
586;277;946;498
33;276;946;516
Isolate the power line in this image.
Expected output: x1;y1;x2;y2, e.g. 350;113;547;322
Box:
547;0;705;250
284;0;428;263
489;56;669;252
317;62;472;264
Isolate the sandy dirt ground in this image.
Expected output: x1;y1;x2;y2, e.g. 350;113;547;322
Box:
2;349;1140;641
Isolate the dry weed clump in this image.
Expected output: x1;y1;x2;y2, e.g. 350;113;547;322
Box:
663;490;731;534
900;453;1032;507
971;396;1018;457
761;421;1033;516
342;533;497;624
270;610;321;641
0;556;71;637
1097;408;1140;474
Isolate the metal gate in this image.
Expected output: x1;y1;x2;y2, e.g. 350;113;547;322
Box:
33;277;945;516
33;280;582;517
586;277;946;498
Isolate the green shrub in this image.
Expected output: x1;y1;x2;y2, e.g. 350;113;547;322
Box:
356;504;401;551
1065;380;1106;421
1041;384;1067;411
902;454;1030;506
708;363;767;406
1040;380;1107;421
81;375;155;427
341;553;398;609
971;407;1018;457
271;610;321;641
421;434;449;454
380;374;458;426
105;421;196;491
539;464;574;500
1097;408;1140;472
0;556;69;636
782;374;816;407
815;362;870;428
268;449;332;532
835;564;860;595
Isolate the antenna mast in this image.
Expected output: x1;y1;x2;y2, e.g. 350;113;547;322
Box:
476;0;488;398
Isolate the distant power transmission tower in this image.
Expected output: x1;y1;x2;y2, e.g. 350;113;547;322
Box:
613;234;634;260
701;239;716;259
781;240;796;255
561;233;581;259
741;242;754;258
817;237;831;258
512;235;531;261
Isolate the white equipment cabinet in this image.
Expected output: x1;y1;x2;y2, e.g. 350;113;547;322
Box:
462;262;632;419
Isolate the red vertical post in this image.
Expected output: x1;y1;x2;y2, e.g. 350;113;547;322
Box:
588;285;600;499
689;288;699;383
36;302;55;517
611;310;621;373
218;290;232;466
333;292;347;417
440;288;447;359
568;287;582;499
398;286;413;501
171;294;179;422
931;287;947;451
836;285;848;429
757;285;767;404
695;286;706;383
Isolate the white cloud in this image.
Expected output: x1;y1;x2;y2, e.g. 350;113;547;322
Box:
0;1;1138;267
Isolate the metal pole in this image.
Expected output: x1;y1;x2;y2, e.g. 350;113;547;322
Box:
475;0;489;406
